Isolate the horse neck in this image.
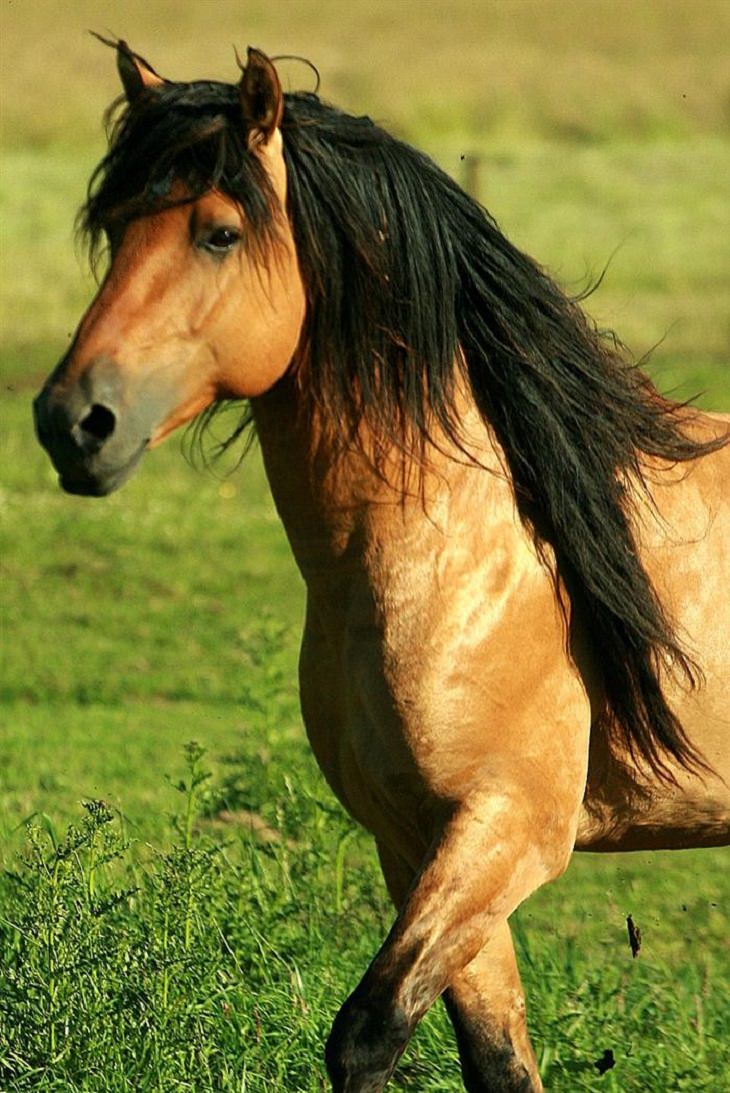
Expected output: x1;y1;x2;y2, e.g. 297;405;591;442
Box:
251;375;510;589
251;378;400;581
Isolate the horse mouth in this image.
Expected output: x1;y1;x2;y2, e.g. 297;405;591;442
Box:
58;442;148;496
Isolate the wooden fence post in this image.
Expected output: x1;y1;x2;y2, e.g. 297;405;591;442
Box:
461;153;482;200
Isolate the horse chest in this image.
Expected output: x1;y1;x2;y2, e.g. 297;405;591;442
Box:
298;576;442;849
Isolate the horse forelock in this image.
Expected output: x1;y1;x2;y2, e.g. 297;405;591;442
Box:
80;79;279;271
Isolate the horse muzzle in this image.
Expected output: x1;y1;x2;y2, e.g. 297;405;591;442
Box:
33;354;151;496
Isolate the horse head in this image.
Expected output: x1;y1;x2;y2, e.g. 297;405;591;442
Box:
33;43;304;496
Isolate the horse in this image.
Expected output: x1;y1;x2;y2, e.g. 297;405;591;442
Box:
33;41;729;1092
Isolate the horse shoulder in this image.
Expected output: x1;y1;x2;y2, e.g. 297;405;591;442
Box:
299;455;591;859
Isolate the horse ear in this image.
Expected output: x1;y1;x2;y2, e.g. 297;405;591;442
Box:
239;47;283;148
115;39;166;101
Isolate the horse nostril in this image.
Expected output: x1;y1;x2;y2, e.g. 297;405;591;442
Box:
80;403;116;442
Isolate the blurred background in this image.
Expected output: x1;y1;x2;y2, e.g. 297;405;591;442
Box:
2;0;729;397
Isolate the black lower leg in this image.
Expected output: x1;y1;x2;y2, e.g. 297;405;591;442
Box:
443;992;536;1093
325;980;412;1093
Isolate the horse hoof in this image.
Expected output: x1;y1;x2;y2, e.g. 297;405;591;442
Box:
325;992;411;1092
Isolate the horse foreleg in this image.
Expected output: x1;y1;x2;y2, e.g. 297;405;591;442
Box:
375;842;539;1091
325;781;577;1092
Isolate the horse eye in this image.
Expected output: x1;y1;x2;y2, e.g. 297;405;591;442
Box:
202;227;241;253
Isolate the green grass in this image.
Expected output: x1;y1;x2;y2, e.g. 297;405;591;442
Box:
2;385;729;1090
2;741;728;1092
2;2;729;1090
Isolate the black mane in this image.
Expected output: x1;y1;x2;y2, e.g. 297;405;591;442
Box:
82;78;726;780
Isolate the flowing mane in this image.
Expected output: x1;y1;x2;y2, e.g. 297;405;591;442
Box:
81;77;726;780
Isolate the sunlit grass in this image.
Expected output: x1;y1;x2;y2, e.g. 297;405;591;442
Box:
1;741;728;1091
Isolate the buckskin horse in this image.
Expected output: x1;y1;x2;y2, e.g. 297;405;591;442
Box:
34;42;729;1092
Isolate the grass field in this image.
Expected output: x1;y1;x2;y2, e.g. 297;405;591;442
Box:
1;2;729;1090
